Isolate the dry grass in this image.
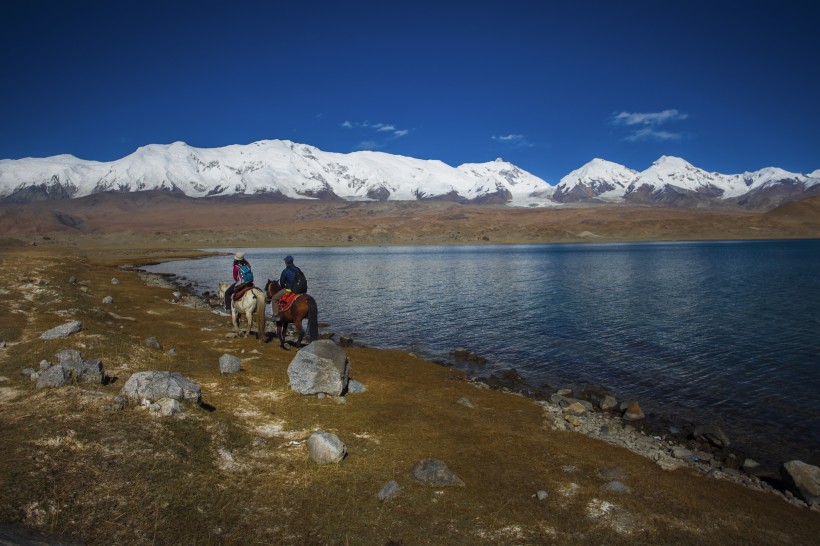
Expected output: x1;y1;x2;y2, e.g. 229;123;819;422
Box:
0;244;818;545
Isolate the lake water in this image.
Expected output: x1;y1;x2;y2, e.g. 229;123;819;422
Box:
143;240;820;466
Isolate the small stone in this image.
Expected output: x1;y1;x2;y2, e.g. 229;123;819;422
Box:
693;424;730;448
69;276;77;284
564;415;581;427
219;354;241;374
564;402;587;416
454;347;468;359
111;278;120;285
102;296;113;304
39;320;83;340
536;490;548;501
39;360;51;370
308;431;347;465
339;336;353;347
377;480;400;501
603;480;631;494
457;396;475;409
347;380;367;394
599;395;618;411
410;459;464;486
672;447;694;460
145;337;162;350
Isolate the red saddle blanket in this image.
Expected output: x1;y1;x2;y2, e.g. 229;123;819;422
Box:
232;284;254;300
278;292;299;313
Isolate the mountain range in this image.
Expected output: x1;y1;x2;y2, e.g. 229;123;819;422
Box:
1;140;818;210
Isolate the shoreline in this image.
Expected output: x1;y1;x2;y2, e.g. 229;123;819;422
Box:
142;258;814;501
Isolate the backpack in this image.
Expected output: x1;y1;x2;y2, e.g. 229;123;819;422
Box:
292;268;307;294
238;263;253;284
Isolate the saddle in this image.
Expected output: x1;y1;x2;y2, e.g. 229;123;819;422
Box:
233;284;254;300
278;292;299;313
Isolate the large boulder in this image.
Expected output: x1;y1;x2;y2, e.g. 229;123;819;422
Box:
781;460;820;505
287;340;350;396
122;371;201;403
35;365;71;389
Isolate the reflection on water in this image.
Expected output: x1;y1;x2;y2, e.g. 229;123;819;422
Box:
143;240;820;465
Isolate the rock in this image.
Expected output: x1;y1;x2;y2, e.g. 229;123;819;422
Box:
172;291;181;300
38;360;51;370
622;400;645;421
454;347;468;359
111;278;120;285
339;336;353;347
69;275;77;284
693;424;731;448
21;367;35;378
155;398;184;417
742;459;761;473
347;379;367;394
112;395;127;411
36;365;71;389
319;332;335;340
219;354;241;374
564;415;581;427
781;460;820;505
672;447;694;460
145;337;162;350
102;296;113;304
564;402;588;416
122;371;201;403
603;480;631;494
377;480;400;501
410;459;465;486
599;395;618;411
536;490;548;501
307;431;347;464
39;321;83;340
70;359;105;384
457;396;474;409
287;340;350;396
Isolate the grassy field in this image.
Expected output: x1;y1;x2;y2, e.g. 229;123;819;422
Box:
0;242;818;545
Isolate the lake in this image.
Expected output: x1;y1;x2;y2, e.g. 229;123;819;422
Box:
142;240;820;466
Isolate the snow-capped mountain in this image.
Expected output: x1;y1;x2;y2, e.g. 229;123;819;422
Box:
553;158;638;203
0;140;553;205
556;156;820;209
0;140;817;209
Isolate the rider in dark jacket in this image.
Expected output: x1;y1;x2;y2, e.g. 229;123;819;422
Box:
271;255;298;322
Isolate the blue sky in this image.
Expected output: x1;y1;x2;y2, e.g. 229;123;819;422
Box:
1;0;818;183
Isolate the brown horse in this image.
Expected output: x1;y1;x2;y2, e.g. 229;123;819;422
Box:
264;279;319;349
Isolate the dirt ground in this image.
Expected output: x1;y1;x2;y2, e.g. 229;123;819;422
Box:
0;236;819;544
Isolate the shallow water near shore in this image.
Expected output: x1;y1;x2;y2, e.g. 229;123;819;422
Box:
143;240;820;466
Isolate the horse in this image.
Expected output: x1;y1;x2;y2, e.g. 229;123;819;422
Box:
264;279;319;349
217;282;267;342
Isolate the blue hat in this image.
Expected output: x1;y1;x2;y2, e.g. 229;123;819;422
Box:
284;255;294;263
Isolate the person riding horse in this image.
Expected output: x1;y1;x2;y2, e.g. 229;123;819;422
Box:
224;251;253;311
270;255;300;323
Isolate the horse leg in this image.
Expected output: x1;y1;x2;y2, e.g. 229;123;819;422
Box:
277;320;287;349
294;321;305;347
231;305;241;335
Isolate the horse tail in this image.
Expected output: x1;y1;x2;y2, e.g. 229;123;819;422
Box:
254;289;266;340
307;296;319;342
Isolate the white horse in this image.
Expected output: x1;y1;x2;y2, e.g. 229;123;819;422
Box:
217;283;267;341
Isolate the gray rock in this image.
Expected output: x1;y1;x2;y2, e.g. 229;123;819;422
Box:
781;460;820;505
55;349;82;367
457;396;474;409
603;480;631;494
69;275;77;284
410;459;465;486
39;321;83;340
347;379;367;394
377;480;401;501
111;278;120;285
155;398;184;417
145;337;162;350
693;424;731;448
121;371;201;403
287;340;350;396
672;447;694;460
307;431;347;464
219;354;241;374
112;395;127;411
68;359;105;384
36;365;71;389
39;360;51;370
102;296;113;305
536;490;548;501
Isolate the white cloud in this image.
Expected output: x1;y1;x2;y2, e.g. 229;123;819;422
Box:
610;109;689;142
356;140;383;151
491;134;534;147
342;120;408;138
624;128;684;142
611;109;688;127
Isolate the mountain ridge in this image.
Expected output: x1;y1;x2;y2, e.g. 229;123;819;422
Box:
1;139;817;210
